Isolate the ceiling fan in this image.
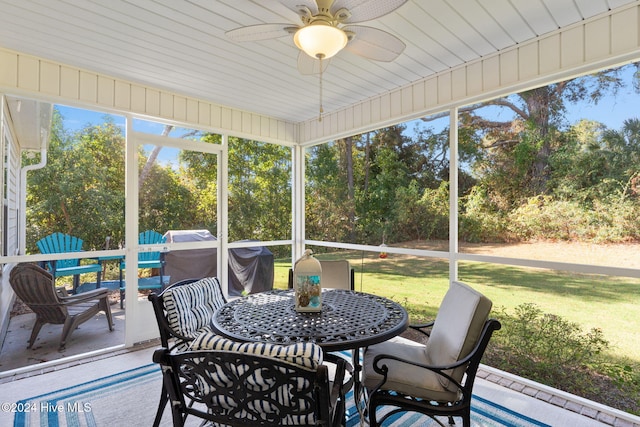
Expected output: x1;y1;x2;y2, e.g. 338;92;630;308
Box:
226;0;408;120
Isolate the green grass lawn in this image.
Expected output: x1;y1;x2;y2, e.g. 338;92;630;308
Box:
274;252;640;364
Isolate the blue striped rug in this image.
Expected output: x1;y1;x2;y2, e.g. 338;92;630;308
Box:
13;362;549;427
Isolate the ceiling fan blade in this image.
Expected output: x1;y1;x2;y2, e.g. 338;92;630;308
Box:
226;24;298;42
343;25;406;61
297;51;331;75
333;0;409;23
280;0;319;17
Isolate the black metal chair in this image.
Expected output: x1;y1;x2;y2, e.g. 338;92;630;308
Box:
148;277;227;427
153;343;346;427
363;281;501;427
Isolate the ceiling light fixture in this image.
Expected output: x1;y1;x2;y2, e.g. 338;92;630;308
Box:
294;22;347;121
294;22;348;59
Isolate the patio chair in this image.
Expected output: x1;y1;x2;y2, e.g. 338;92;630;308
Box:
153;335;346;427
36;232;102;293
288;259;355;290
362;281;501;427
148;277;227;427
118;230;166;308
9;263;113;351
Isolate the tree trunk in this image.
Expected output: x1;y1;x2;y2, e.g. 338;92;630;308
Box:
345;136;356;241
138;125;173;187
522;87;554;194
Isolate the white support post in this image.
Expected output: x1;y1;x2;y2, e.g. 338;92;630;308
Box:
292;144;305;264
124;114;139;347
449;108;459;283
219;134;229;298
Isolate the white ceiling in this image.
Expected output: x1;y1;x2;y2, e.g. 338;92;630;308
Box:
0;0;637;126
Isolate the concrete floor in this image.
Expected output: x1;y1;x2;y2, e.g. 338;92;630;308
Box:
0;300;125;372
1;292;639;427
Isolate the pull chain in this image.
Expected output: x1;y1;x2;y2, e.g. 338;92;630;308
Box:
318;54;324;122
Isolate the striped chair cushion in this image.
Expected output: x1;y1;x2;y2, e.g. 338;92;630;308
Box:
162;277;226;345
187;335;324;425
189;334;324;369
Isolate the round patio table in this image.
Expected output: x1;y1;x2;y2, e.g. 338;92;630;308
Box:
211;288;408;352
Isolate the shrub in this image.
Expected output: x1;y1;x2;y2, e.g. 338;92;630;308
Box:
459;185;508;242
484;303;640;415
486;303;607;389
505;195;640;243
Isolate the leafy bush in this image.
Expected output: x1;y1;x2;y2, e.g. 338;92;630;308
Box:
459;185;508;242
391;181;449;242
506;196;640;242
484;303;640;415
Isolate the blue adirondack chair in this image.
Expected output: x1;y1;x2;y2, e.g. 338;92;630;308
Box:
36;232;102;293
119;230;166;308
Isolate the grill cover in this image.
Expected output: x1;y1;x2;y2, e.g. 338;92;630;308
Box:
163;230;273;296
228;242;274;297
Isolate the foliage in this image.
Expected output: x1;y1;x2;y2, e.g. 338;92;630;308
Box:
548;118;640;203
506;195;640;242
484;303;640;415
459;185;508;243
26;110;292;255
390;181;447;241
494;303;608;368
26;112;127;250
226;138;291;247
306;141;357;243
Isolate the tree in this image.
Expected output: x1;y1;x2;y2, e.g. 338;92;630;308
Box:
180;135;292;246
26;112;126;250
27;108;201;252
457;65;639;199
548;118;640;203
227;138;291;243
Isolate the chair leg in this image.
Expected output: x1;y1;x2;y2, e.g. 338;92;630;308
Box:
368;397;379;427
152;387;169;427
119;267;125;309
100;296;114;331
72;274;80;294
60;317;80;351
27;319;45;349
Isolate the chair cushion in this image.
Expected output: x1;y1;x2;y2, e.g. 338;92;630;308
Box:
362;336;460;402
320;260;351;290
189;334;324;369
162;277;226;341
424;281;492;390
363;282;492;399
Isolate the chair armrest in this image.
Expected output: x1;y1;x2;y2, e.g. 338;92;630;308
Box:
56;287;70;297
370;352;466;395
369;319;502;396
60;288;109;305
